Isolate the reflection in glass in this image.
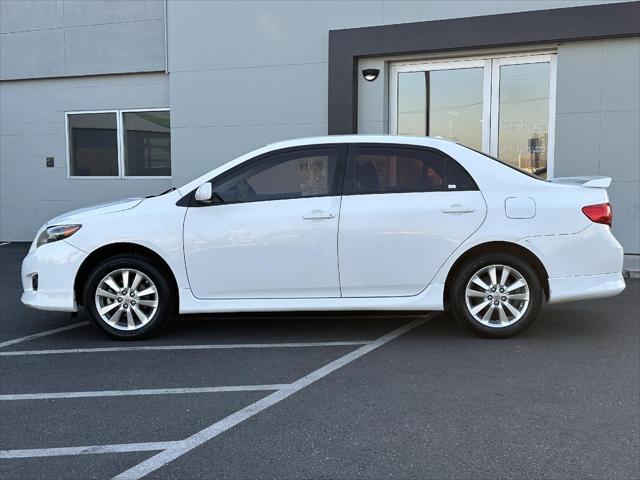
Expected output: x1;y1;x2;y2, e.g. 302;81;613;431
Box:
397;72;426;136
69;113;118;176
428;68;483;150
397;68;484;151
498;62;550;178
123;111;171;176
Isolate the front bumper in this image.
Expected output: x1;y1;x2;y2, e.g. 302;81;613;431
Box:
21;240;87;312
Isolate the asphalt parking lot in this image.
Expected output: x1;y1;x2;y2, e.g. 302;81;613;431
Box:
1;242;638;480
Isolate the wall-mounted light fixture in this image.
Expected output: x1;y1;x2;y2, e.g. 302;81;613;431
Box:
362;68;380;82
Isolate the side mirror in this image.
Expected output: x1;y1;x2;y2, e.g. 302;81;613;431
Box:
194;183;213;204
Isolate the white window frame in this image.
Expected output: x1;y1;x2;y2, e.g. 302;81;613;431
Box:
389;52;557;178
65;108;171;180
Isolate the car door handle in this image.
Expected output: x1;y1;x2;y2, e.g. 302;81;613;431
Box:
303;210;336;220
442;205;475;214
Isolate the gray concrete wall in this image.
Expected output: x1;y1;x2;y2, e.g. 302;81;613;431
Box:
167;0;627;186
0;73;171;241
555;38;640;258
0;0;166;80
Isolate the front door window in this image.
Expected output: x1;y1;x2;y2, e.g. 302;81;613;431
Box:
391;54;556;178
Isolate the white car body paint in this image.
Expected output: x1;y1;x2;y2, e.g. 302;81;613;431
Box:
21;135;625;315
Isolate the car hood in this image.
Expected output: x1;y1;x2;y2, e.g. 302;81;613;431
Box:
46;198;144;225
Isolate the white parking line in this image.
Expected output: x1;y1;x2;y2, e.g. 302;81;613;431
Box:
0;384;288;401
0;321;89;349
114;314;433;480
0;442;180;459
0;340;369;356
0;314;434;468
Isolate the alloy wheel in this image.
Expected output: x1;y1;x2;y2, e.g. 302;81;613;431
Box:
94;268;159;331
464;264;530;328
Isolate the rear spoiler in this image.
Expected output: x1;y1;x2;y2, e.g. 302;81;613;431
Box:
550;176;612;188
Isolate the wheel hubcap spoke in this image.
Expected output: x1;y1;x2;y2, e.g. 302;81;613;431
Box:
130;273;142;292
136;299;158;307
95;268;159;332
100;302;120;315
499;266;510;287
507;293;529;301
488;266;497;286
497;304;509;325
96;288;118;300
110;307;124;326
136;286;157;298
103;276;121;293
465;288;486;298
502;300;522;318
464;264;529;329
470;299;491;315
470;276;491;291
505;279;526;292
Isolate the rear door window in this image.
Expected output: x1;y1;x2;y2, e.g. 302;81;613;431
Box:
346;145;477;194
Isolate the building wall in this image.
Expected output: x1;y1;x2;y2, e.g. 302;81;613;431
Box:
555;38;640;261
0;0;166;80
167;0;628;185
0;73;171;241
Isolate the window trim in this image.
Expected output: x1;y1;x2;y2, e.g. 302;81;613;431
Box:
389;51;557;178
65;108;171;179
186;144;349;207
343;143;479;196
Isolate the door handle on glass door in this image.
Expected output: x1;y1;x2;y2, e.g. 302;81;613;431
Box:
303;210;336;220
442;205;475;214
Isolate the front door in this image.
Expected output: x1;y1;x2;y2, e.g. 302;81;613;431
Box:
183;145;346;299
338;144;487;297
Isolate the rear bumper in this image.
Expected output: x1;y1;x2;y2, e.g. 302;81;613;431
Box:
548;272;626;304
21;240;86;312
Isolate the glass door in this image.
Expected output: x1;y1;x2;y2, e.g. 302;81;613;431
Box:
390;54;556;178
490;56;556;178
391;59;491;152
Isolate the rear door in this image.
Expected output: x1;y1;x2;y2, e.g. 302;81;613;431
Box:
338;144;486;297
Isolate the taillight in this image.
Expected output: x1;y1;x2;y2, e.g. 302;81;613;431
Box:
582;203;612;227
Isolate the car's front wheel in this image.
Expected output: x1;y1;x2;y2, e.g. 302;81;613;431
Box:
448;253;543;338
84;255;173;339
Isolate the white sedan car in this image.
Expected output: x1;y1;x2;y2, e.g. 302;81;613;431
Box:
22;136;625;339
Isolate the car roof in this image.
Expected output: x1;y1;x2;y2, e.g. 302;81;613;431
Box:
263;134;458;150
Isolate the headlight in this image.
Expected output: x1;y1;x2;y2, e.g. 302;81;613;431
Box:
36;225;82;248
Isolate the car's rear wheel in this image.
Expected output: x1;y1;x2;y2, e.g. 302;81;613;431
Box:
448;253;543;338
84;255;173;339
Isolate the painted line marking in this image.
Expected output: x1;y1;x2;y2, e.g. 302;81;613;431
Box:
0;314;433;464
0;384;288;401
0;321;89;349
0;442;180;459
114;314;433;480
0;242;9;246
0;340;369;357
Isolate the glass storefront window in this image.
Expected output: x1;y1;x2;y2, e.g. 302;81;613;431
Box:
497;62;550;177
391;54;555;178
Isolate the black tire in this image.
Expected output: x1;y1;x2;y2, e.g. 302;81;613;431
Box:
448;253;543;338
84;254;174;339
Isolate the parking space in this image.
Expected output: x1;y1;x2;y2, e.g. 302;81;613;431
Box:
1;242;639;479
